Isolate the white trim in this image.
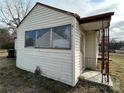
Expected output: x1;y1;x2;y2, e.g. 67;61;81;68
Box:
72;18;76;86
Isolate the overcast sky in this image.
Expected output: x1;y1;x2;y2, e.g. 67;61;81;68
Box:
0;0;123;41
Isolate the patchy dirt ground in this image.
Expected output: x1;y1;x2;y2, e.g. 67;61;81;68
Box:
0;50;117;93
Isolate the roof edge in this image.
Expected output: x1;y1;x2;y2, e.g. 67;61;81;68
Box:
79;12;114;24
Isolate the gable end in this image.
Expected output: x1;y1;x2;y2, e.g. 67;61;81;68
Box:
17;2;80;28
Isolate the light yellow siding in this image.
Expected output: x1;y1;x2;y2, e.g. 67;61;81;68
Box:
72;19;85;85
16;3;99;86
85;31;98;69
16;5;75;86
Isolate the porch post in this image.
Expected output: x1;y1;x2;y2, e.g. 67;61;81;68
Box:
101;28;105;82
101;27;110;83
107;27;109;82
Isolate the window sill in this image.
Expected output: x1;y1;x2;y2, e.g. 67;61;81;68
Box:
24;47;72;53
25;46;71;50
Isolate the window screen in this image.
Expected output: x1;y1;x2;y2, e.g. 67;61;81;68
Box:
25;31;36;47
36;28;51;48
52;25;71;48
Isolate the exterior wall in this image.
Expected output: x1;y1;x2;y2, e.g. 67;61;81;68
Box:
85;31;98;69
16;5;75;86
96;32;99;59
80;27;86;70
72;19;85;85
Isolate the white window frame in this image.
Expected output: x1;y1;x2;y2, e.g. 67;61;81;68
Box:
25;24;71;49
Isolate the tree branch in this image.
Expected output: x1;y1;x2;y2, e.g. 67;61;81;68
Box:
5;0;18;25
0;0;32;33
23;0;31;17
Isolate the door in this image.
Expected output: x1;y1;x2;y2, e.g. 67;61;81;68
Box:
80;34;85;72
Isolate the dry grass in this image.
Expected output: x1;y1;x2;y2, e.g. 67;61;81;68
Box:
0;49;8;57
109;53;124;93
0;50;117;93
97;53;124;93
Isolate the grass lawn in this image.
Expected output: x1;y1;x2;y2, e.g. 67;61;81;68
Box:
109;53;124;93
0;50;118;93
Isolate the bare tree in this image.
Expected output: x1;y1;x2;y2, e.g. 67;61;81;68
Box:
0;0;32;33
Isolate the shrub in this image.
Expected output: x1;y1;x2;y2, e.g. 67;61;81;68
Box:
1;42;14;49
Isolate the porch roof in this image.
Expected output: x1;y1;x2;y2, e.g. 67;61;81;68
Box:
79;12;114;31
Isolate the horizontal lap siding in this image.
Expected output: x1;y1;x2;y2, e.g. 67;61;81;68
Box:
72;19;81;85
18;6;73;31
17;51;72;83
16;5;74;85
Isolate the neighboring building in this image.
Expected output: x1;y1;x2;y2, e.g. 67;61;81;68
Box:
16;2;114;86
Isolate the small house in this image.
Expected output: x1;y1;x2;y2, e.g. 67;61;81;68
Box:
16;2;114;86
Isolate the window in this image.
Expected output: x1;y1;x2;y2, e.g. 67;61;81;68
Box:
25;24;71;49
52;25;71;48
36;28;51;48
25;31;36;47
